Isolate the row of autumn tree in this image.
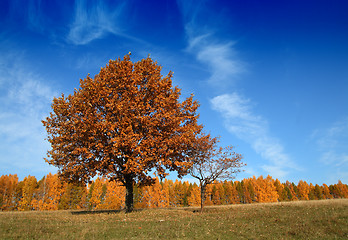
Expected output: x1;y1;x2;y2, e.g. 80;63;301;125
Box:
1;173;347;211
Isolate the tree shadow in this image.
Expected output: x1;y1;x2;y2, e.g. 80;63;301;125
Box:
70;208;143;215
70;207;206;215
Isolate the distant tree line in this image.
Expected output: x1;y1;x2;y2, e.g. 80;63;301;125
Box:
0;173;347;211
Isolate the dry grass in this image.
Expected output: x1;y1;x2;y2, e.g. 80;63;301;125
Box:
1;199;347;239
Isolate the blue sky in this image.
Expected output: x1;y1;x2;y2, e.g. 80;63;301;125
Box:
0;0;347;185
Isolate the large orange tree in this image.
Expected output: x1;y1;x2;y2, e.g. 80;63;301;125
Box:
42;54;203;212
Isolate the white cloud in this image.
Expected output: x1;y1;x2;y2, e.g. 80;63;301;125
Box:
0;51;58;178
320;152;348;167
211;93;266;137
312;117;348;151
311;118;348;182
211;93;299;180
177;0;244;87
67;0;127;45
185;34;244;86
261;165;288;180
187;35;244;85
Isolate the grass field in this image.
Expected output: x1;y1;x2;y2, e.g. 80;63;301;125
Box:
1;199;347;239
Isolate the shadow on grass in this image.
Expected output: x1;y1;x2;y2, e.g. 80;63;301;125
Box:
70;204;227;215
70;207;203;215
70;208;144;215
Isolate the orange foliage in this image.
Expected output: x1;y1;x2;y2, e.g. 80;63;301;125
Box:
88;177;106;210
223;181;240;204
0;173;347;211
59;181;87;210
285;181;299;201
0;174;18;211
172;179;187;207
102;180;125;210
203;184;214;206
322;183;333;199
42;54;203;212
274;179;287;201
187;183;201;206
336;180;348;198
212;182;225;205
17;176;37;211
32;173;63;210
253;176;278;203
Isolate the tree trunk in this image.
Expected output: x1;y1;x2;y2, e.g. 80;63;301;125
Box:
124;174;134;213
200;183;206;213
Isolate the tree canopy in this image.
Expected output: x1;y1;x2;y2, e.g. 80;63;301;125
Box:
42;54;203;212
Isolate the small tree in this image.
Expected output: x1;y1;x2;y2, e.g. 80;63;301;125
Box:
189;134;245;212
42;54;203;212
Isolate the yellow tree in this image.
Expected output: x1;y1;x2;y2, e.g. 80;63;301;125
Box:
0;174;18;210
308;183;317;200
230;183;240;204
102;180;125;210
221;181;232;204
160;179;170;208
274;179;288;201
32;173;63;210
152;178;170;208
285;181;298;201
212;182;225;205
138;177;169;208
17;176;37;211
235;181;245;203
42;54;203;212
187;183;201;206
253;175;278;203
335;180;348;198
173;179;186;207
313;184;323;200
266;175;278;202
138;185;152;208
133;186;146;209
223;181;239;204
147;179;162;208
163;179;176;207
59;181;87;210
297;180;310;200
203;184;214;206
243;178;256;203
88;177;107;210
322;183;333;199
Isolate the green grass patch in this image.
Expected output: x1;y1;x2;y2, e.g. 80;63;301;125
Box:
1;199;347;239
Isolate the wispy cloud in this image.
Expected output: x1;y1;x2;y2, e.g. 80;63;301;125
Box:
27;0;44;32
0;50;58;178
7;0;129;45
211;93;299;180
312;118;348;152
67;0;127;45
177;0;244;87
7;0;48;34
187;35;244;85
311;117;348;182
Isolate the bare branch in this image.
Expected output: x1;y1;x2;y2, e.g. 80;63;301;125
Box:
188;133;245;212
